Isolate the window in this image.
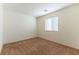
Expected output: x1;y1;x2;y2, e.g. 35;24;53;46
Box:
45;16;58;31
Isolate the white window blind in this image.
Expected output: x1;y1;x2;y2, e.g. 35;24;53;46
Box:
45;16;58;31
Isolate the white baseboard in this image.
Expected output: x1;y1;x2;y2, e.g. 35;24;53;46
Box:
4;34;37;44
38;35;79;50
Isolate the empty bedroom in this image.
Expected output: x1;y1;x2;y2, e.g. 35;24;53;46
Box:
0;3;79;55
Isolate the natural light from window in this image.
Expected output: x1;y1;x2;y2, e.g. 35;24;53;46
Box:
45;16;58;31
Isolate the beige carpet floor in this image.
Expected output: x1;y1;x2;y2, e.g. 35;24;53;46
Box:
1;37;79;55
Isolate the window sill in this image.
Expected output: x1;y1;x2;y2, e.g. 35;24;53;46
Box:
45;30;58;32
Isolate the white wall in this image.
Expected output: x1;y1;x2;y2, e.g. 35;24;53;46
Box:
3;10;36;44
0;3;3;53
37;4;79;49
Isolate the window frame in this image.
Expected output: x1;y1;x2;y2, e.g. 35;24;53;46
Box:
45;16;58;32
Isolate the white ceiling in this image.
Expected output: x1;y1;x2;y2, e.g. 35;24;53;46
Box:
4;3;74;17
